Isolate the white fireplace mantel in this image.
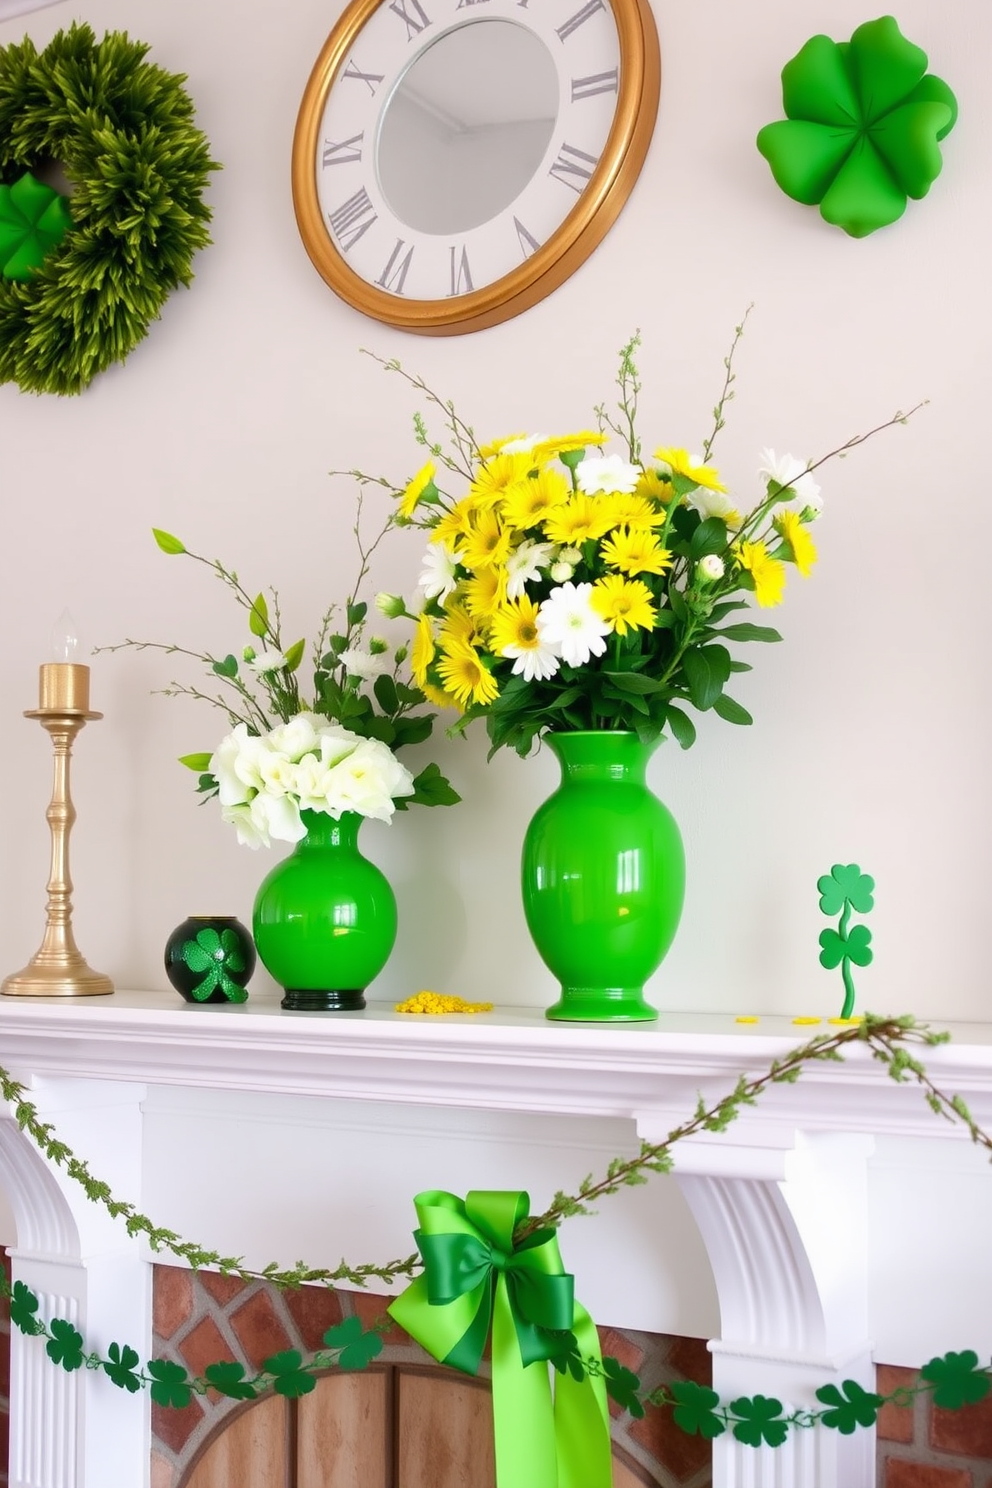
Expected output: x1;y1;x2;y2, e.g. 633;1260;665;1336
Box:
3;990;992;1488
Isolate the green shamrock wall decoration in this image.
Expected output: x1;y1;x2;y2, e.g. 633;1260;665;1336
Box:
0;172;72;281
756;16;957;237
817;864;874;1019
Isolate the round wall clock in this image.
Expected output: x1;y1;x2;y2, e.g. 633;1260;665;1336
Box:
291;0;660;334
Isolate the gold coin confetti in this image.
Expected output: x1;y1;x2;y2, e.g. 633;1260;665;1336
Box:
395;991;494;1015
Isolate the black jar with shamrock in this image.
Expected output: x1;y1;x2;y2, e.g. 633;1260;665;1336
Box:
164;916;256;1004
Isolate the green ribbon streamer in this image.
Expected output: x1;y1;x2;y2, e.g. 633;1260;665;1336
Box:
388;1189;612;1488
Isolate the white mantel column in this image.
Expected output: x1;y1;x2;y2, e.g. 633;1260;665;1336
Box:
637;1114;876;1488
0;1077;150;1488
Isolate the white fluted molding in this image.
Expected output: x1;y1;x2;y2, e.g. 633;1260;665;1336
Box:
0;1079;150;1488
667;1132;875;1488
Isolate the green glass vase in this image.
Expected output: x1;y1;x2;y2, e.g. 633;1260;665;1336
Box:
252;810;397;1011
521;732;685;1022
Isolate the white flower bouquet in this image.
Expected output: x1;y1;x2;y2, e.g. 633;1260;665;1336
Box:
212;715;416;849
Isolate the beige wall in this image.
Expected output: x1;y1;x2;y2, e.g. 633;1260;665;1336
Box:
0;0;986;1020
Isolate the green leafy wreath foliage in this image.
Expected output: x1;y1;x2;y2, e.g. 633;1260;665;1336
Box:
2;1015;991;1447
0;23;219;395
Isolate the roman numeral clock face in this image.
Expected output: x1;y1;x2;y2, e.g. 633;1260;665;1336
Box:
291;0;660;333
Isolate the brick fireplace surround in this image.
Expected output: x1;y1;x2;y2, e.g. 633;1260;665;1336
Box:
1;993;991;1487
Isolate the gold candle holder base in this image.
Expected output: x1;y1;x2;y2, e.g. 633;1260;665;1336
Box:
2;703;114;999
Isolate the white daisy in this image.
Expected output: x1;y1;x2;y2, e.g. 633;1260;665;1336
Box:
418;542;460;603
339;648;389;681
758;448;823;514
576;454;641;495
536;581;611;668
506;539;555;599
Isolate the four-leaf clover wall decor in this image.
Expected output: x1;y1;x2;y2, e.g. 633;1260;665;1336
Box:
0;172;72;281
756;15;958;237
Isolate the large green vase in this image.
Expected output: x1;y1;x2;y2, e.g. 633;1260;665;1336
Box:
252;810;397;1011
521;732;685;1022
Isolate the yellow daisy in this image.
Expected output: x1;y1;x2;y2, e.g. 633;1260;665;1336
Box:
441;603;490;649
600;525;673;577
654;447;727;494
436;640;501;708
399;461;437;518
489;596;542;654
635;468;676;506
410;613;436;689
457;509;513;571
543;494;616;546
477;434;528;460
421;680;462;709
591;576;657;635
736;540;786;607
462;566;508;618
430;499;476;548
470;452;534;505
501;468;570;530
774;509;818;577
603;492;666;529
531;431;608;464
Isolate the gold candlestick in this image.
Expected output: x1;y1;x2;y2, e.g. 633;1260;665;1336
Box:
1;659;114;997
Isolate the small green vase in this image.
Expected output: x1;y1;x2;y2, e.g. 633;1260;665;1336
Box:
252;810;397;1011
521;732;685;1022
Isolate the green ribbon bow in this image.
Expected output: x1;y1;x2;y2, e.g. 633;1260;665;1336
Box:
388;1190;612;1488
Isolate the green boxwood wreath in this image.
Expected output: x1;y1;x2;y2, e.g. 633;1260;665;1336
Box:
0;23;219;395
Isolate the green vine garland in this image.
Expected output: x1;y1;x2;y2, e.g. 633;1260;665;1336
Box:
0;23;219;395
2;1015;991;1448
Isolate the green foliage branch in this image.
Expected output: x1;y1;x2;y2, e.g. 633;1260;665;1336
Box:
96;507;460;811
2;1014;990;1445
0;24;218;395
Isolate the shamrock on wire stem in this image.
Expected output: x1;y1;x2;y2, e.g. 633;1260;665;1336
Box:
817;864;874;1020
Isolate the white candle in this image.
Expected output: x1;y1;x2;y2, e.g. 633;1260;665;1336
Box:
39;609;90;712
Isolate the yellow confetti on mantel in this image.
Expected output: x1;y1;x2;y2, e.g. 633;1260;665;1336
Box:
395;991;494;1015
792;1016;822;1025
735;1016;760;1024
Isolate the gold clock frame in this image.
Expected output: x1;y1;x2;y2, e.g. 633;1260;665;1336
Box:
291;0;661;335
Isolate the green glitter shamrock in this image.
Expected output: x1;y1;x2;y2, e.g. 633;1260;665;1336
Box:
817;863;874;1020
0;172;73;281
181;926;248;1003
756;16;958;237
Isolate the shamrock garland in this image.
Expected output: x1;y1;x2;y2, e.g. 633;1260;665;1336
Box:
2;1270;990;1448
0;24;218;395
756;15;957;237
2;1015;992;1450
